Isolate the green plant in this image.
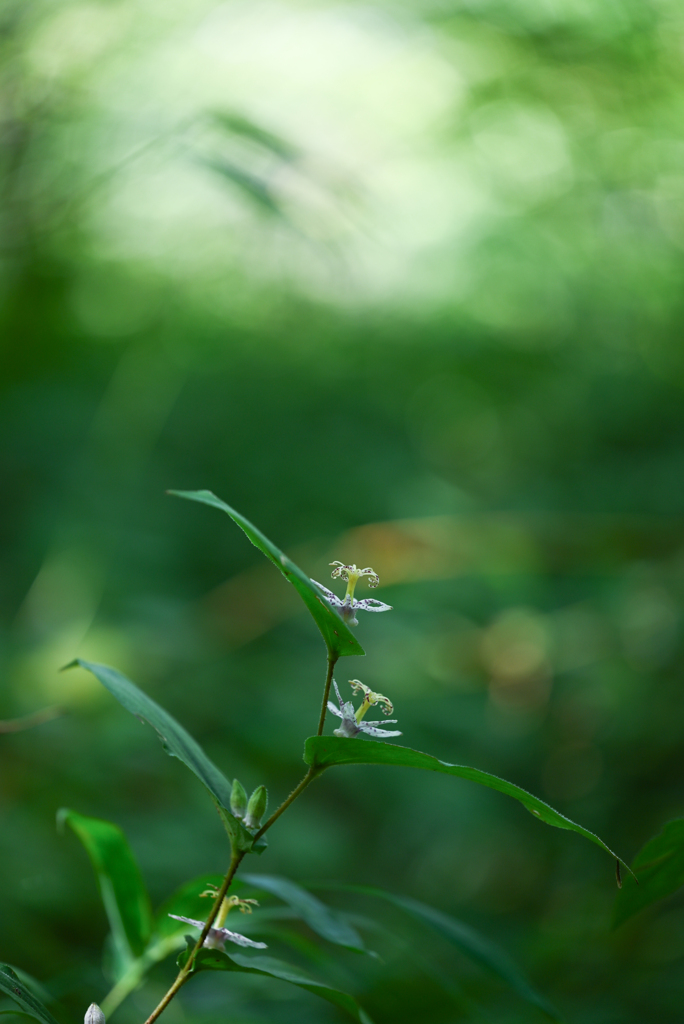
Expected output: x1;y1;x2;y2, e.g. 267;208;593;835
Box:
1;493;641;1024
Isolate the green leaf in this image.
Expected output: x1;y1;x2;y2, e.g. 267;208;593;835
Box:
64;660;255;853
0;967;60;1024
241;874;367;954
323;885;560;1019
210;111;299;161
305;737;629;871
202;159;283;217
58;809;153;962
613;818;684;927
1;973;52;1010
168;490;364;659
178;942;373;1024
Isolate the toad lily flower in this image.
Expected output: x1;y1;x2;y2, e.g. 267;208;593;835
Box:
312;562;392;627
169;890;267;950
328;679;402;739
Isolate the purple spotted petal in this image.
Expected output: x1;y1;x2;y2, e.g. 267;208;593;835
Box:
217;928;268;950
359;723;403;738
169;914;205;930
168;914;267;950
311;580;343;605
354;598;393;613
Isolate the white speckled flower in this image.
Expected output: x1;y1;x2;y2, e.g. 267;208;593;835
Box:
169;892;267;950
328;679;402;739
312;562;392;626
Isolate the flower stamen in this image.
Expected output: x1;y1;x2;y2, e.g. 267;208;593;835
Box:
349;679;394;721
312;567;391;628
200;888;259;928
329;562;380;603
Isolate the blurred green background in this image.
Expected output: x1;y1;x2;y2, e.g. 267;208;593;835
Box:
2;0;684;1021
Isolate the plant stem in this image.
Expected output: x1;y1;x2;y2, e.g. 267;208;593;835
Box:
141;848;244;1024
139;653;335;1024
316;653;338;737
253;650;336;841
253;765;322;842
254;650;336;838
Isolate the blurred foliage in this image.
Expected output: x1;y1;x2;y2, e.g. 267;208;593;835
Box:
3;0;684;1021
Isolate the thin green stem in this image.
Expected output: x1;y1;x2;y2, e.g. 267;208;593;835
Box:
138;653;335;1024
253;765;321;842
141;848;244;1024
316;653;338;737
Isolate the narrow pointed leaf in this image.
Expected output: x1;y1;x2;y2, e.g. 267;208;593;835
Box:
58;809;153;961
178;942;373;1023
1;971;52;1010
0;968;60;1024
169;490;364;658
613;818;684;927
241;874;367;953
64;660;254;853
322;884;559;1019
305;737;629;872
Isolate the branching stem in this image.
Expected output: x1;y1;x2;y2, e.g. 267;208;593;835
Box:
253;765;322;842
140;650;335;1024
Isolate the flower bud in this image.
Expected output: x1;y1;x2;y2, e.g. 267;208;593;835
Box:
230;779;248;819
244;785;268;829
85;1005;105;1024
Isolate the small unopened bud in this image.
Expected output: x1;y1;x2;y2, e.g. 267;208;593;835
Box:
244;785;268;829
230;779;248;819
85;1005;105;1024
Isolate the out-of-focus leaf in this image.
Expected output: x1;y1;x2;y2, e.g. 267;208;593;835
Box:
178;942;373;1023
0;707;61;734
210;111;299;160
241;873;367;954
0;968;60;1024
64;661;255;853
201;159;283;216
305;736;629;870
58;809;153;962
323;884;560;1019
169;490;364;658
613;818;684;927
